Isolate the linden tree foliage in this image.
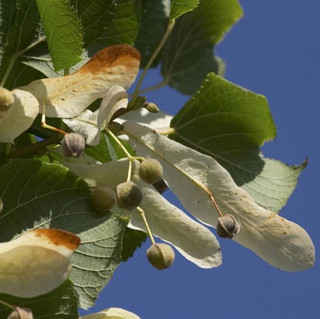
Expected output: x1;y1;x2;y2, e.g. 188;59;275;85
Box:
0;0;314;318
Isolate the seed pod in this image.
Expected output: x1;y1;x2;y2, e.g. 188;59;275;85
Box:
61;133;85;158
139;159;163;184
116;181;143;210
144;102;159;113
91;186;116;212
146;243;175;270
0;87;14;111
216;214;240;239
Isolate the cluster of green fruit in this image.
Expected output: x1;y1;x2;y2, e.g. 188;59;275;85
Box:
91;158;163;212
90;158;175;270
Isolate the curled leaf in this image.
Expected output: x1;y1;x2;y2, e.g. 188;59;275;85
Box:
7;306;33;319
123;121;315;272
0;89;39;143
0;229;80;298
20;45;140;118
63;85;128;145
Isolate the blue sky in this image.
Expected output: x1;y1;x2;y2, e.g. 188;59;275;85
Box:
81;1;320;318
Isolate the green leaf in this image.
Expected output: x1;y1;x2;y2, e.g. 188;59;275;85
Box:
89;0;141;53
0;159;127;309
135;0;170;68
36;0;83;70
0;0;43;87
170;0;199;20
122;227;147;261
161;0;242;94
170;73;303;211
71;0;115;47
0;280;79;319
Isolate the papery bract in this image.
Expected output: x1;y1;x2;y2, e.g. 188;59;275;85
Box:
0;89;39;143
123;121;315;272
63;85;128;145
0;228;80;297
80;307;141;319
20;45;140;118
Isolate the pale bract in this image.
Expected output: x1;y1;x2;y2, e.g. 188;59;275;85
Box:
19;45;140;118
63;85;128;145
0;89;39;143
122;121;315;272
80;307;141;319
65;159;222;268
0;228;80;297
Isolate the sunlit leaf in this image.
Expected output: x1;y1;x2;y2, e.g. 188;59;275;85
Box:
123;121;315;271
19;45;140;118
0;89;39;143
0;229;80;298
35;0;83;70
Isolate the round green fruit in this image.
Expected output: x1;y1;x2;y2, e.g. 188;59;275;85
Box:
139;159;163;184
116;181;143;210
91;186;116;212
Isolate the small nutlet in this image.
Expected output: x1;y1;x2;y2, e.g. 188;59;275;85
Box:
144;102;159;113
216;214;240;239
116;181;143;210
0;87;14;111
139;159;163;184
91;186;116;212
146;243;175;270
61;133;85;158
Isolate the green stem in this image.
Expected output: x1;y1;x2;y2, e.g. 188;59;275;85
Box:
135;79;169;96
105;128;133;159
137;206;156;245
130;19;175;106
0;36;46;87
0;299;15;310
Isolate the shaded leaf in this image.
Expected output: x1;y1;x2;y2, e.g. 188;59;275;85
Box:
135;0;170;68
170;73;303;211
0;0;42;87
161;0;242;94
170;0;199;20
0;280;79;319
71;0;116;47
89;0;141;53
35;0;83;70
0;159;127;309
